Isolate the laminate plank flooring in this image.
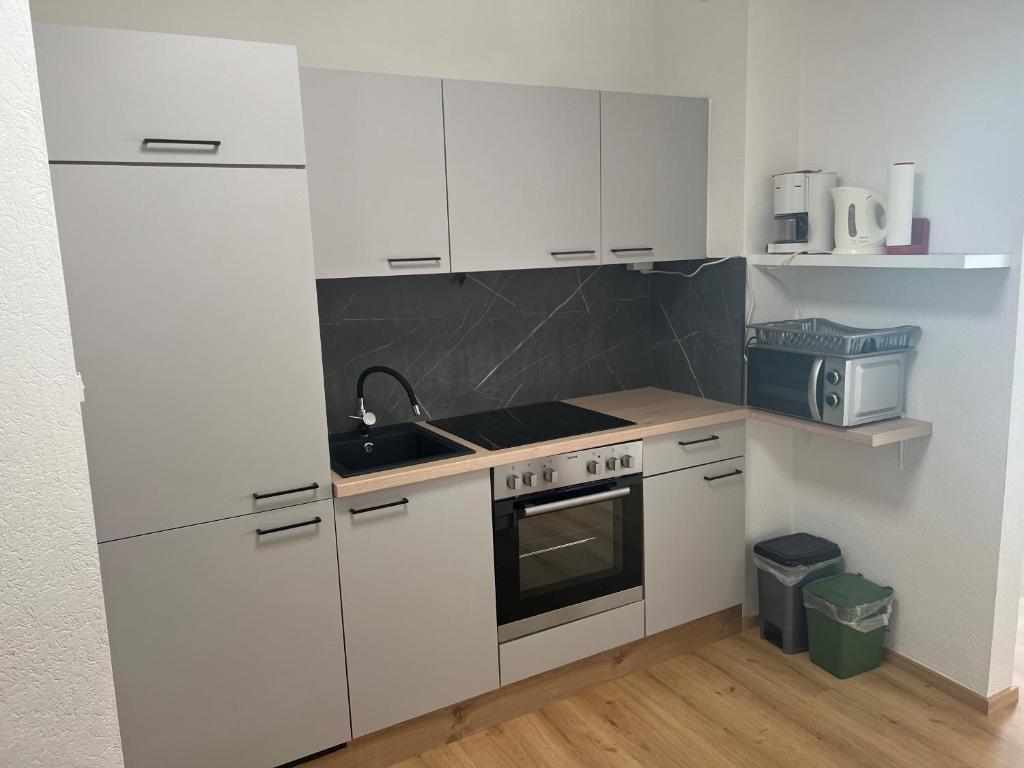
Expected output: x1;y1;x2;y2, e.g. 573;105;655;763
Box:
390;608;1024;768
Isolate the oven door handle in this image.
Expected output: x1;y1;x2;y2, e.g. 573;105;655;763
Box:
808;356;824;422
522;487;631;517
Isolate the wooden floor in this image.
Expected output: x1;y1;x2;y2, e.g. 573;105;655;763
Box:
387;607;1024;768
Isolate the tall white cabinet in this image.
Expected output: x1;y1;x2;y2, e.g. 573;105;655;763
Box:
601;91;709;265
36;25;347;768
300;68;451;278
443;80;601;272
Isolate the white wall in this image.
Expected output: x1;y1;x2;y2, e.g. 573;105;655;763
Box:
777;0;1024;696
28;0;750;259
0;1;123;765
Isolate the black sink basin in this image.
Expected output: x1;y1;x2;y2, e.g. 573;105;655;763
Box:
329;422;474;477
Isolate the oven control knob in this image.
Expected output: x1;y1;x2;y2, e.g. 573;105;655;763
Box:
621;454;635;469
506;474;521;490
606;456;620;471
523;471;537;487
586;460;603;475
543;468;558;483
824;393;842;408
826;370;843;385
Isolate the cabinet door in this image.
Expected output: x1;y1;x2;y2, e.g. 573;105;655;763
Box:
99;500;349;768
301;68;450;278
50;165;330;541
34;24;305;165
644;457;744;636
337;472;499;737
443;80;600;272
601;92;708;265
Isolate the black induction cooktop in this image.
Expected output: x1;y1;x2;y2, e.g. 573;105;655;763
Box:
429;401;634;450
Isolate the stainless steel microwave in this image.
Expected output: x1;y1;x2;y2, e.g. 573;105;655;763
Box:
746;345;908;427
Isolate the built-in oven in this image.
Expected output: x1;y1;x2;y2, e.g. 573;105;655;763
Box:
492;441;643;642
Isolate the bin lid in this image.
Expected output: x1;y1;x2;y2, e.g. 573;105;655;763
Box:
803;572;893;610
753;533;841;567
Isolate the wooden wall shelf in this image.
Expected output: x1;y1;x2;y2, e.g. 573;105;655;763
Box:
748;409;933;448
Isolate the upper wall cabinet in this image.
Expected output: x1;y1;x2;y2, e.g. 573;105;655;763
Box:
444;80;601;273
601;92;709;265
33;24;306;166
300;68;451;278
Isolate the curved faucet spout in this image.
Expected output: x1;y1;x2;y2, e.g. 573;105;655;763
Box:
355;366;423;431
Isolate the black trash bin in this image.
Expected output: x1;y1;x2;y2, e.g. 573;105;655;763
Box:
754;533;842;654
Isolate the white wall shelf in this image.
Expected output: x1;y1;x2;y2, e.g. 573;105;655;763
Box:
746;253;1012;270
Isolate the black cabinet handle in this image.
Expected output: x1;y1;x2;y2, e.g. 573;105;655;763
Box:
252;482;319;501
704;469;743;482
350;497;409;515
142;138;222;150
550;250;597;258
678;435;720;447
610;247;654;255
387;257;442;264
257;516;322;536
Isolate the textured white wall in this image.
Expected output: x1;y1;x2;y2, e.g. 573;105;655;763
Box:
28;0;750;259
0;1;123;765
785;0;1024;696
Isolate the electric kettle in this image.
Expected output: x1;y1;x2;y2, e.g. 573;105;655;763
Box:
831;187;887;255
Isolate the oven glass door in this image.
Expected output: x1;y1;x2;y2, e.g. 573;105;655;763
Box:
493;474;643;629
746;345;823;421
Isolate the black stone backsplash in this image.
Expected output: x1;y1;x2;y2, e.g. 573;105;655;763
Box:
316;259;744;433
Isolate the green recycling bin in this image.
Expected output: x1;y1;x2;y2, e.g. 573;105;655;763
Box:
802;573;894;679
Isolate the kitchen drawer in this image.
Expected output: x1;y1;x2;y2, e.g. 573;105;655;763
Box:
499;601;644;686
643;420;745;476
34;24;305;166
99;500;350;768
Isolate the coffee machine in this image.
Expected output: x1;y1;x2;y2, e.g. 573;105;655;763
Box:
768;170;838;254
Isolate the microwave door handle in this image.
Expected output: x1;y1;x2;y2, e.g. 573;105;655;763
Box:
522;487;630;517
808;356;824;422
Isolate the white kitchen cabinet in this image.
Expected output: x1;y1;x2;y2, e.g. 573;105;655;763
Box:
601;92;709;265
644;457;745;636
50;165;331;542
443;79;601;272
33;24;306;166
99;500;350;768
336;472;499;737
300;68;450;278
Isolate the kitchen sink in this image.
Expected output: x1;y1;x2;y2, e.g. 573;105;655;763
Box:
329;422;474;477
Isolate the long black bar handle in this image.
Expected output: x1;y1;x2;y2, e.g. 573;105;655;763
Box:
610;247;654;254
256;516;322;536
704;469;744;482
387;257;442;264
252;482;319;501
142;138;222;149
350;497;409;515
678;435;720;447
550;250;597;257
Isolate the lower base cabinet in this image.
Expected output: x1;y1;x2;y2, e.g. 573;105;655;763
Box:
99;499;350;768
644;457;745;636
337;471;500;737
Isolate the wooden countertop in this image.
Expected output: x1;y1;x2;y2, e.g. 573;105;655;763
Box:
330;387;933;498
331;388;746;498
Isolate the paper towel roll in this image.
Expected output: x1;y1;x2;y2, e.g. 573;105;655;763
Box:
887;162;915;246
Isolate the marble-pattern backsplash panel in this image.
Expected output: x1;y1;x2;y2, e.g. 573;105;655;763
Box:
317;265;653;432
651;258;746;404
316;259;745;433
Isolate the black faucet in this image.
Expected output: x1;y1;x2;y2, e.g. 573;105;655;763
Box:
353;366;423;435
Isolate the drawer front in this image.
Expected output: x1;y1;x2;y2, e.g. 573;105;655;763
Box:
499;601;644;686
100;500;350;768
643;420;745;476
35;24;305;166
